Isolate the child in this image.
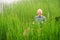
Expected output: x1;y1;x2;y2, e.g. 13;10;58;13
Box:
33;9;46;28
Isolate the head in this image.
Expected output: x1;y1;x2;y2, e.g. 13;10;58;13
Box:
37;9;42;16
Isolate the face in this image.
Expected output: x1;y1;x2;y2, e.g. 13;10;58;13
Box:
37;9;42;16
38;11;42;16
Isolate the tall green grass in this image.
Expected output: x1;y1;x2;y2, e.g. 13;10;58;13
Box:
0;0;60;40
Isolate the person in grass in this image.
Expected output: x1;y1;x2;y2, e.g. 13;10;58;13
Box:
33;9;46;28
23;9;46;36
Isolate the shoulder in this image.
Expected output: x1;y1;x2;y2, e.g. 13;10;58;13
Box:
35;16;39;18
42;16;46;19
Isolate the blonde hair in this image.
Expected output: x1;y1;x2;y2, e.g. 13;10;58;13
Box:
37;9;42;14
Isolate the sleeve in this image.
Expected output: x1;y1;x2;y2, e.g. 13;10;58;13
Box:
43;16;46;21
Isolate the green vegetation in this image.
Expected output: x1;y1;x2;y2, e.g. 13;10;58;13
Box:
0;0;60;40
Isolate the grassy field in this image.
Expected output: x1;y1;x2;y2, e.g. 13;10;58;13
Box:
0;0;60;40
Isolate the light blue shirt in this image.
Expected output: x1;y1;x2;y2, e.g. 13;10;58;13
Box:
35;16;46;24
